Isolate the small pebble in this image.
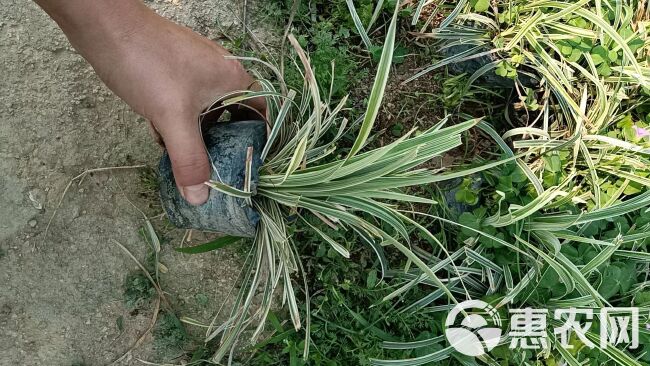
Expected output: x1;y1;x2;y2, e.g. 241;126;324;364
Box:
28;189;45;210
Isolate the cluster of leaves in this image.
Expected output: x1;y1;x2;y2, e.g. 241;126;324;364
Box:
269;0;408;98
288;22;364;98
421;0;650;207
269;0;370;98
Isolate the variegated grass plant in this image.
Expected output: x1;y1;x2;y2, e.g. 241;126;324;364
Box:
407;0;650;209
199;5;493;362
364;1;650;365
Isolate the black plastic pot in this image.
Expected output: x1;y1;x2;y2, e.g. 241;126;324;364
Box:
437;176;482;218
443;44;539;88
158;120;267;238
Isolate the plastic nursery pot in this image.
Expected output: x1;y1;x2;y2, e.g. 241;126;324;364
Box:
442;44;539;88
158;120;266;238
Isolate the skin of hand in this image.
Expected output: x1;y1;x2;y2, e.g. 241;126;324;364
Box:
34;0;265;205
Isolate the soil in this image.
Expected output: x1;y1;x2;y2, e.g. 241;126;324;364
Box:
0;1;277;365
359;55;462;169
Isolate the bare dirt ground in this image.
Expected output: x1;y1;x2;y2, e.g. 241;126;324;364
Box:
0;1;277;365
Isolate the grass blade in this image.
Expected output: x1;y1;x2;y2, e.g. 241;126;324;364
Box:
347;0;399;159
175;236;242;254
346;0;373;49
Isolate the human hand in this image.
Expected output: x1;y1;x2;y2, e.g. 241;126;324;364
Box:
36;0;265;205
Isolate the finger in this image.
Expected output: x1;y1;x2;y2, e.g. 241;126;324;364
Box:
157;118;211;205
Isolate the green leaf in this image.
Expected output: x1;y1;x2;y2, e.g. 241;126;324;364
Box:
608;49;619;63
566;47;582;62
597;63;612;77
544;154;562;173
510;168;528;183
590;45;609;65
455;189;478;205
495;63;507;77
393;46;408;64
371;45;408;65
560;44;574;56
575;39;592;52
597;262;637;300
459;212;480;236
175;236;241;254
635;291;650;306
370;45;383;62
627;34;644;53
390;123;404;136
346;0;399;159
367;269;378;288
470;0;490;12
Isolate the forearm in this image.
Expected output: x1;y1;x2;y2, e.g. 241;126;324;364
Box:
34;0;149;41
33;0;154;74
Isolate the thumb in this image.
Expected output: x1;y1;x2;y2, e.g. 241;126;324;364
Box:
158;118;211;206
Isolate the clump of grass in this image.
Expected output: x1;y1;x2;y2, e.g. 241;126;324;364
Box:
247;224;446;365
194;3;502;362
359;1;650;365
138;167;160;194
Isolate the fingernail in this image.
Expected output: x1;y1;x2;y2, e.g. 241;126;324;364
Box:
181;184;209;206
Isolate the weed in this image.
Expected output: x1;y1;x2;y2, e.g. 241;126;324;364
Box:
138;166;159;193
153;312;188;354
285;21;364;99
123;272;155;310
